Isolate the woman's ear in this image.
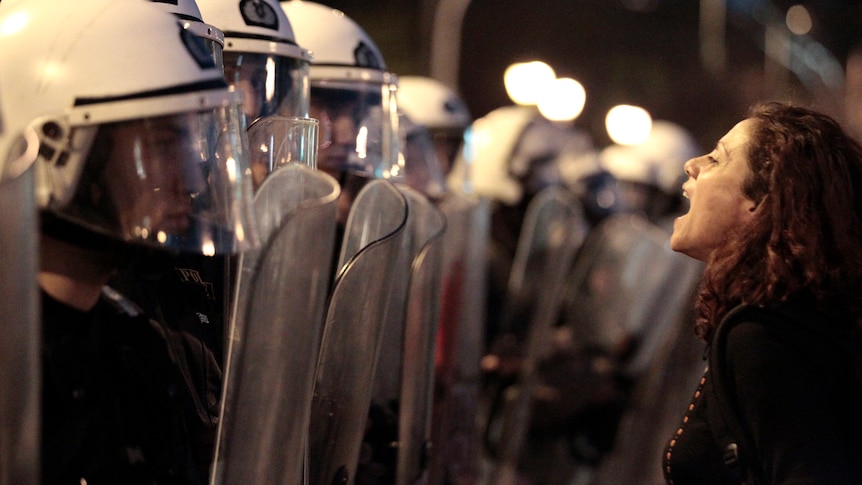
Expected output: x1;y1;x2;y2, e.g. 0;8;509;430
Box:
746;195;763;213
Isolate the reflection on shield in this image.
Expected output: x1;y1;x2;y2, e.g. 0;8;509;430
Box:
212;164;340;484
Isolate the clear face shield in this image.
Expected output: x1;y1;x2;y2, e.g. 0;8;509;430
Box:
399;114;446;200
49;103;256;256
223;52;310;124
430;127;465;176
309;81;401;182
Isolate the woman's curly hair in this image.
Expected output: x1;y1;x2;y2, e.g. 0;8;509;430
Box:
695;102;862;340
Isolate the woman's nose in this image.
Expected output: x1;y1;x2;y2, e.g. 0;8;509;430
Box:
683;157;699;178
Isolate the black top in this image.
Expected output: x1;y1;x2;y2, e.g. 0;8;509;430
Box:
664;305;862;485
41;288;209;485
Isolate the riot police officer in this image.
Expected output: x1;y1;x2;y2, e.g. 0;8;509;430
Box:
0;0;257;482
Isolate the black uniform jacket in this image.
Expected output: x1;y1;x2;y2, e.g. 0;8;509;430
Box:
41;287;213;485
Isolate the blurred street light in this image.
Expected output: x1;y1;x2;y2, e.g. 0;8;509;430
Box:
605;104;652;145
537;77;586;122
504;61;555;105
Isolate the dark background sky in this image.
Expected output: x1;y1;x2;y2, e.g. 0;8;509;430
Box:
311;0;862;150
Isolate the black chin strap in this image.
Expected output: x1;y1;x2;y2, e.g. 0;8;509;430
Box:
39;211;131;260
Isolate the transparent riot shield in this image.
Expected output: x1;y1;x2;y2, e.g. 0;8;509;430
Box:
561;213;685;366
551;212;700;484
211;164;340;485
486;186;589;485
428;193;491;485
0;129;40;485
591;224;704;485
308;179;409;485
371;185;446;485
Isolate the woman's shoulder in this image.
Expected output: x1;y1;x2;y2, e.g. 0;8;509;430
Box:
721;302;853;339
720;303;855;373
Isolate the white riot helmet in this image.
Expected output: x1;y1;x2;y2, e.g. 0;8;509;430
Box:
599;120;700;195
149;0;226;68
197;0;312;122
396;76;471;174
0;0;257;255
449;105;569;205
280;0;401;181
599;120;700;220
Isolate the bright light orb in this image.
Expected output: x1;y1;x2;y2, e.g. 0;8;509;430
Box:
0;12;29;36
786;5;812;35
504;61;556;105
537;77;586;122
605;105;652;145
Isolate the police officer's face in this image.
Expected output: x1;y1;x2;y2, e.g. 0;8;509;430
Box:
310;98;359;180
102;116;204;239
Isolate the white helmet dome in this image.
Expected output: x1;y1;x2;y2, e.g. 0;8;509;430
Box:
0;0;256;254
197;0;312;120
197;0;307;60
449;105;570;205
0;0;230;158
397;76;471;131
280;1;389;83
556;129;601;185
599;120;700;195
448;105;534;203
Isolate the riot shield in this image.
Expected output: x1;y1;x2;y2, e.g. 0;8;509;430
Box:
370;185;446;485
486;186;589;485
591;225;704;485
211;164;340;485
0;129;40;485
549;212;700;484
561;213;685;365
307;179;410;485
428;193;491;485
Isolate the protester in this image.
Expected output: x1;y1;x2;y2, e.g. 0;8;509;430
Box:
665;102;862;484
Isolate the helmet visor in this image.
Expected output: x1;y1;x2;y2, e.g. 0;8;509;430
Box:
223;52;310;123
55;105;256;255
309;81;400;181
400;115;446;199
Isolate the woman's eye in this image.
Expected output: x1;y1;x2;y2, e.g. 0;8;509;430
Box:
707;155;719;164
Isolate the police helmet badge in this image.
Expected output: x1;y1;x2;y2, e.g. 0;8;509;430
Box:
239;0;279;30
354;41;382;69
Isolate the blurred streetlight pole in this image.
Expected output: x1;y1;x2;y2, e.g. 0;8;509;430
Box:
699;0;727;73
430;0;471;89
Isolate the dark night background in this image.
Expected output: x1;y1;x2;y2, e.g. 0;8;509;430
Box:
310;0;862;151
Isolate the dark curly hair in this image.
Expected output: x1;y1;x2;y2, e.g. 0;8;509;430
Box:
694;102;862;340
